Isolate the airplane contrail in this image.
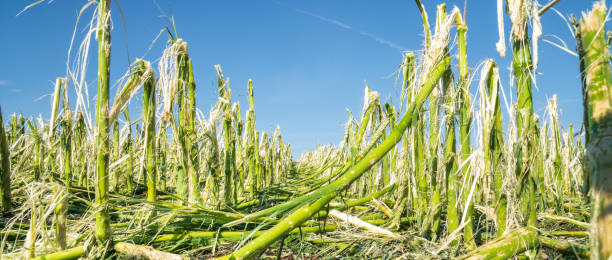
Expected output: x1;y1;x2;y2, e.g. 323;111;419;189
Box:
274;1;406;52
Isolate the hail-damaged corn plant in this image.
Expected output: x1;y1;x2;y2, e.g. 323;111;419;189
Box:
94;0;112;246
480;60;506;237
0;0;602;259
576;1;612;259
0;106;10;213
508;0;538;231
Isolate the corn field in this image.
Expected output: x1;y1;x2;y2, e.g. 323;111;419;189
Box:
1;0;611;259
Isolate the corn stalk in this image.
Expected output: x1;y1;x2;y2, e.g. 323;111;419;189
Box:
215;56;451;260
576;1;612;258
94;0;112;244
0;106;10;213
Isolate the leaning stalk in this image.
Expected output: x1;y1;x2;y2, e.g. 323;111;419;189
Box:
215;57;450;260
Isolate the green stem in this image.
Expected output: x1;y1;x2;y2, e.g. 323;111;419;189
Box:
538;236;589;258
75;113;85;187
124;111;133;194
0;106;11;212
511;6;537;228
216;57;450;260
576;2;612;258
31;246;86;260
141;60;157;203
457;227;539;260
112;120;119;192
94;0;111;244
481;60;506;237
455;10;476;244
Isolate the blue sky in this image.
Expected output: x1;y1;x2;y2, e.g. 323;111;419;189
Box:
0;0;597;155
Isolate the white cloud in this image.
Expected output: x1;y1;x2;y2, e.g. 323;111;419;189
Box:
0;80;8;86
